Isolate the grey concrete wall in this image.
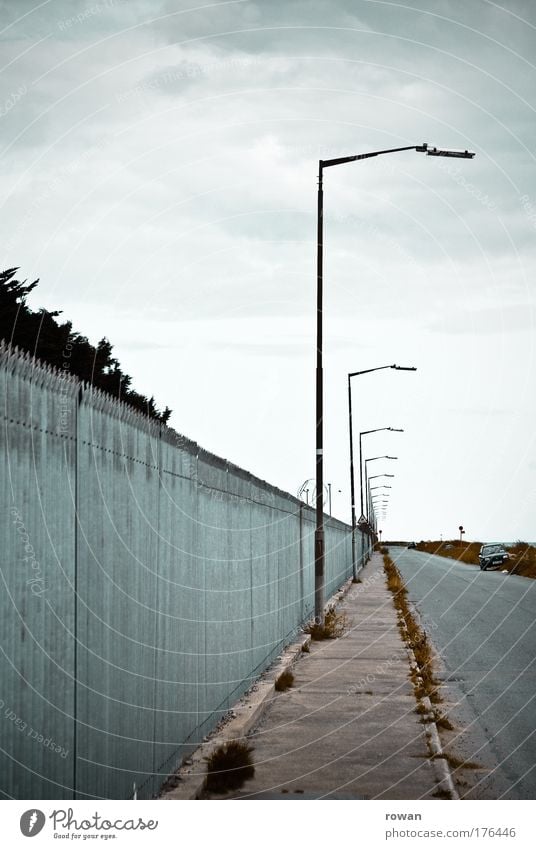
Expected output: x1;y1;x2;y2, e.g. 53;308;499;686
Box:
0;342;354;800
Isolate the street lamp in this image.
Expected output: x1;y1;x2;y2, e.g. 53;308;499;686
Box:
357;427;402;568
359;429;403;518
366;474;395;521
315;142;475;623
348;367;413;581
365;456;397;521
372;496;390;535
369;486;392;539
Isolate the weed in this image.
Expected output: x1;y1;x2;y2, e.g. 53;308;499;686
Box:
414;683;426;701
275;669;294;691
383;553;442;706
434;712;454;731
204;741;255;793
304;606;347;640
431;752;481;771
442;753;481;771
432;789;451;799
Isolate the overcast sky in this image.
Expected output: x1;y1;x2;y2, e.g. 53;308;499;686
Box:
2;0;536;541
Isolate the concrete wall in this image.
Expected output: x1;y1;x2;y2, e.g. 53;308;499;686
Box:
0;342;354;800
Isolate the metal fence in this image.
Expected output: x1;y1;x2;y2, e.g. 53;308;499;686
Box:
0;342;356;799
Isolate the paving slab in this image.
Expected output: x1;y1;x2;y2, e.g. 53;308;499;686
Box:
200;554;445;800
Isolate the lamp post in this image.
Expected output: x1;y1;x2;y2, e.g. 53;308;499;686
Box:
348;367;414;582
359;429;402;518
369;486;392;530
365;456;397;523
366;473;395;519
315;143;475;624
357;428;402;565
372;501;389;522
372;496;390;536
358;427;403;559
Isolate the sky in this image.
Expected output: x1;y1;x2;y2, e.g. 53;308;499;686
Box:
1;0;536;541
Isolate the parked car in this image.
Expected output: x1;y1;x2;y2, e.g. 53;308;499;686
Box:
407;541;416;549
479;543;509;571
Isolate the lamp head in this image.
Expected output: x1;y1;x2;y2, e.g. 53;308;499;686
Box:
417;142;475;159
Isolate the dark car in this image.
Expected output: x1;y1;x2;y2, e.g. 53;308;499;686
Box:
479;543;509;571
407;541;416;549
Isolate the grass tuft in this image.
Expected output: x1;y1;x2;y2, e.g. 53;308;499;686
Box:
204;740;255;793
434;712;454;731
383;553;443;711
304;606;348;640
275;669;294;691
432;789;452;800
434;753;481;771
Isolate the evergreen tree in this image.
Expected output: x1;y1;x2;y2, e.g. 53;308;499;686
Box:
0;267;172;424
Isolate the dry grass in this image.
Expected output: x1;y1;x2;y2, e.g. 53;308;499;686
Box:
434;712;454;731
383;554;442;708
506;542;536;579
275;669;294;691
386;569;404;594
304;605;347;640
432;789;451;799
435;753;481;771
415;539;480;565
415;539;536;580
204;741;255;793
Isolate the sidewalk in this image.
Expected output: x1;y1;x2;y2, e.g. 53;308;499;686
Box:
202;553;442;800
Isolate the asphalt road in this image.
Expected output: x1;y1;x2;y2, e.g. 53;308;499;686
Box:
391;546;536;799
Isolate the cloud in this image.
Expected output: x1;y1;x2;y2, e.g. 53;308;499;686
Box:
426;303;536;335
2;0;536;539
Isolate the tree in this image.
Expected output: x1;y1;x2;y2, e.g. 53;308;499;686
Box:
0;267;172;423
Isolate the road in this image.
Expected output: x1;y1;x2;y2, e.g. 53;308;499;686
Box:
391;546;536;799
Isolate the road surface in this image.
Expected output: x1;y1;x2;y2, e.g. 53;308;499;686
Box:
391;546;536;799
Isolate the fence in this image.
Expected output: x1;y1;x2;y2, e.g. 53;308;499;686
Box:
0;341;357;799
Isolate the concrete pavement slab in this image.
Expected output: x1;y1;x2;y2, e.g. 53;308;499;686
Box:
198;553;446;800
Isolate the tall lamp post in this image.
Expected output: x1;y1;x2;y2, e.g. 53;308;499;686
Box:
366;474;395;524
359;429;403;518
358;428;402;566
371;497;390;536
315;142;475;623
348;366;414;581
365;456;397;523
369;486;392;538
